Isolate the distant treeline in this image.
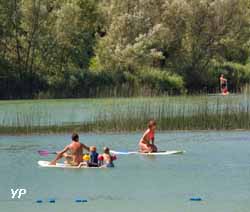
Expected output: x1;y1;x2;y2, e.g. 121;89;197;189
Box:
1;0;250;99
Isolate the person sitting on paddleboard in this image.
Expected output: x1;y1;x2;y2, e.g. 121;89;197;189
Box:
98;147;116;168
139;120;158;153
220;74;228;95
78;146;99;168
49;133;90;166
88;146;99;167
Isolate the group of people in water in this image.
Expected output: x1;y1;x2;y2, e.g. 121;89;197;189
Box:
49;75;228;168
49;133;117;168
49;120;158;168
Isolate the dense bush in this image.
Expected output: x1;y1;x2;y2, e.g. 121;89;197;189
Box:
213;62;250;92
137;68;184;94
0;0;250;98
38;68;184;98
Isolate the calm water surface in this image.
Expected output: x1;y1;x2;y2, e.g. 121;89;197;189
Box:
1;95;249;127
0;131;250;212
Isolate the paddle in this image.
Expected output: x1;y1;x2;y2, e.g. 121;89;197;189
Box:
38;150;57;156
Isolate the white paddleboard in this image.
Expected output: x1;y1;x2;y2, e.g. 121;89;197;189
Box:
110;150;184;155
38;160;103;169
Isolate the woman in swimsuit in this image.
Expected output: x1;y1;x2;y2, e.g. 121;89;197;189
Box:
139;120;157;153
220;74;228;95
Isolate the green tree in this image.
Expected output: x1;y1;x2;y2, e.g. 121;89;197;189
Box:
94;0;250;92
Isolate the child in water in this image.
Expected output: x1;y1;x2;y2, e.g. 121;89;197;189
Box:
78;146;99;168
139;120;158;153
88;146;99;167
98;147;116;168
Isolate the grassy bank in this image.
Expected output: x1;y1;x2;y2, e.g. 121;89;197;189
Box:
1;111;250;135
0;94;250;134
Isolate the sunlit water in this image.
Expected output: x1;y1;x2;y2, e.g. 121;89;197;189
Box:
0;131;250;212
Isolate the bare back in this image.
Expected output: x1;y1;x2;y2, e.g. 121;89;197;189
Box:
49;138;89;166
68;142;84;164
103;153;113;164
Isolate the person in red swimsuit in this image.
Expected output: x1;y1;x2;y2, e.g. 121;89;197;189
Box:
220;74;229;95
139;120;158;153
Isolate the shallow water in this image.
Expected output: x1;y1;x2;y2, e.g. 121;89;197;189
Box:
0;131;250;212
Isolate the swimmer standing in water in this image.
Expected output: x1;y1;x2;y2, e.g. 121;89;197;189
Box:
139;120;158;153
98;147;116;168
220;74;229;95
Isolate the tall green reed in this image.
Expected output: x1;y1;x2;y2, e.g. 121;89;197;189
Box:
0;94;250;134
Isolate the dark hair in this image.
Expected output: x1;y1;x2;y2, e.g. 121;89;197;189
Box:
104;147;110;154
148;120;156;128
71;133;79;142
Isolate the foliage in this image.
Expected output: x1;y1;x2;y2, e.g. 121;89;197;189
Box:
95;0;250;93
213;61;250;92
0;0;250;98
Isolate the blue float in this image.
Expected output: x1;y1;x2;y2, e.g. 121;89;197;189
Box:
190;197;202;201
75;199;88;203
48;198;56;203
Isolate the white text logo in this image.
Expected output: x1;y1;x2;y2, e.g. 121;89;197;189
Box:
11;188;27;199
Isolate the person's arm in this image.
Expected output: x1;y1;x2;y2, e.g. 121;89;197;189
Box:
50;146;69;164
81;143;90;151
141;129;150;143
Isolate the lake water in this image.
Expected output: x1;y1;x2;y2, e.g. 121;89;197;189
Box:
0;95;249;127
0;131;250;212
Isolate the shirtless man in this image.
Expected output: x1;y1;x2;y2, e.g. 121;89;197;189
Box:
49;133;90;166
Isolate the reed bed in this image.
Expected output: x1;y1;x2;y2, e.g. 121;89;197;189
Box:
0;94;250;134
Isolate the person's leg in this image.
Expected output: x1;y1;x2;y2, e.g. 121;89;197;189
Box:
221;84;225;93
63;153;74;164
151;144;158;152
146;144;157;153
139;143;151;153
78;162;88;168
49;152;64;165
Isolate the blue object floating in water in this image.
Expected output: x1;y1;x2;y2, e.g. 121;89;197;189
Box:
75;199;88;203
36;200;43;203
48;199;56;203
190;197;202;201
